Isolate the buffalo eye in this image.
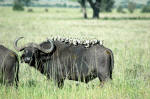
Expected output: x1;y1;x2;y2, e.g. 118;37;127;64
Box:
21;54;25;58
25;50;28;53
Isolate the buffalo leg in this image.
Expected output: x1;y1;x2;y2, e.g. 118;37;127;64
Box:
15;60;19;88
98;73;110;87
57;79;64;88
15;72;19;88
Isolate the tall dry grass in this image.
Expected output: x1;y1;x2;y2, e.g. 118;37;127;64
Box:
0;7;150;99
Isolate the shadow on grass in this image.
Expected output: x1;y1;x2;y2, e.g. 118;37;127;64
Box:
101;17;150;20
50;17;150;21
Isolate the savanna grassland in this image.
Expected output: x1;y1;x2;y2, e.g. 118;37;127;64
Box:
0;7;150;99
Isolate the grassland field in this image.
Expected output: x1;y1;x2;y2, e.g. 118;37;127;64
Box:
0;7;150;99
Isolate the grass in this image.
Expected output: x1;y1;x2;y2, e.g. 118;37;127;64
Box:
0;7;150;99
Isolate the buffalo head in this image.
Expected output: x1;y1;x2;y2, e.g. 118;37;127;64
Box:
14;37;54;65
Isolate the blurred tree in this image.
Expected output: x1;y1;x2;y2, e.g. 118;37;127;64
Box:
147;0;150;6
100;0;114;12
141;0;150;13
141;5;150;13
87;0;101;18
78;0;87;18
117;5;125;13
128;1;136;13
75;0;114;19
120;0;128;8
13;0;24;11
23;0;31;7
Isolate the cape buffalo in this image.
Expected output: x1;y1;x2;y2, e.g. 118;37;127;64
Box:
14;37;114;88
0;45;19;86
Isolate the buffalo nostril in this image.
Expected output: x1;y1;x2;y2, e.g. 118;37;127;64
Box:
26;57;30;60
24;57;31;62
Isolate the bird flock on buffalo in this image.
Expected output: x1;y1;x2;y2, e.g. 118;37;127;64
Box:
0;36;114;88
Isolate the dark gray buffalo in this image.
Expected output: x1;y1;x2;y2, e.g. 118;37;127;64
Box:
14;37;114;88
0;45;19;86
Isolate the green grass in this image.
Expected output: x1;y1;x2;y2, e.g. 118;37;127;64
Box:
0;7;150;99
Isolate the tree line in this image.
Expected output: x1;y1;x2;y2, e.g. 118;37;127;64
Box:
77;0;114;18
13;0;114;19
12;0;150;19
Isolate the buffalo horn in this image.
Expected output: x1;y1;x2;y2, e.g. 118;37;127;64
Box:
14;37;26;51
34;39;54;53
